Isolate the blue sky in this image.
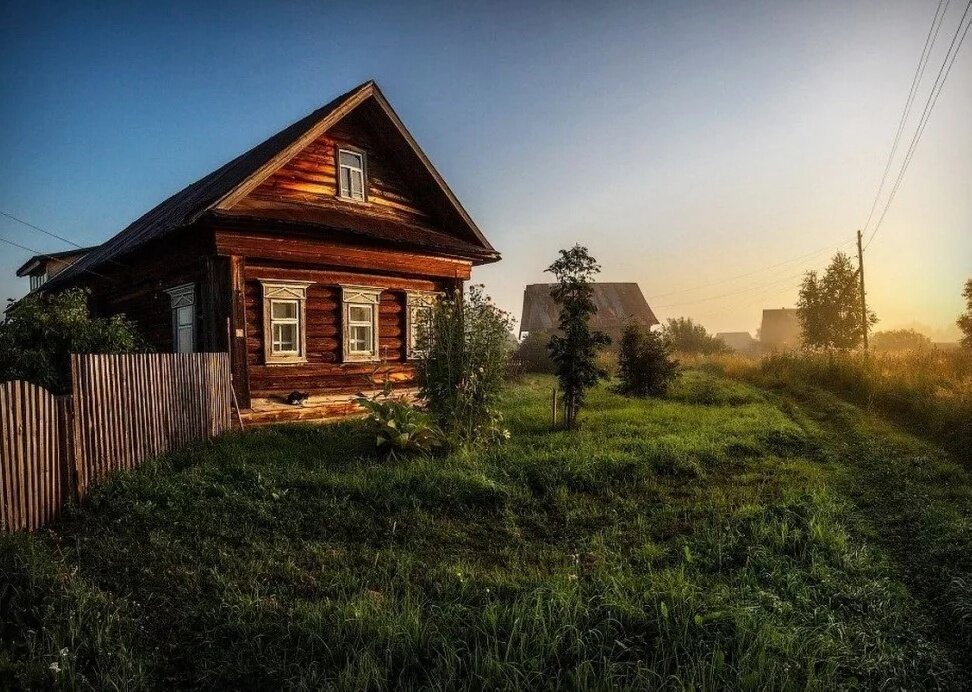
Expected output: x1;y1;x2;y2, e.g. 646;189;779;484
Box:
1;0;969;337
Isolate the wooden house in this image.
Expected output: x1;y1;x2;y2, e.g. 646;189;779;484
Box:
16;247;96;292
35;81;500;424
519;282;658;341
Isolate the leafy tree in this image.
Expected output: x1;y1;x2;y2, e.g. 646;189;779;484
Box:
958;279;972;350
871;328;932;352
797;252;877;350
546;245;610;428
661;317;728;355
0;288;149;393
419;284;513;447
617;322;679;397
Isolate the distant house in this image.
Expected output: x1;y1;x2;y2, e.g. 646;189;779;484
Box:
716;331;758;354
18;81;500;424
519;283;658;341
16;247;95;292
759;308;801;351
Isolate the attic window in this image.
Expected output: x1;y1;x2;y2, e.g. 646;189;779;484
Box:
29;272;48;292
337;148;366;201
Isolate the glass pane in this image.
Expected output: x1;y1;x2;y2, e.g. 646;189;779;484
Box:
350;325;371;352
349;170;363;199
271;301;297;319
339;150;362;169
273;323;298;352
176;305;193;327
340;167;351;196
349;305;372;323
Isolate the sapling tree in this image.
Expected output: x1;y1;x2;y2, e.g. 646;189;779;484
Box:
546;245;610;428
958;278;972;351
797;252;877;351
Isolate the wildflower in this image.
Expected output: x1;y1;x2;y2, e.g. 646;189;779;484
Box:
49;662;61;673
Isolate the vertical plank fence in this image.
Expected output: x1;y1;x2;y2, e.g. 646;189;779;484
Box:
0;353;231;532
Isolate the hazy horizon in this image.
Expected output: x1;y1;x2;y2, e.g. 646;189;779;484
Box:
1;0;969;339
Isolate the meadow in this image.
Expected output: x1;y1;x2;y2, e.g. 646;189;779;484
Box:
2;370;970;689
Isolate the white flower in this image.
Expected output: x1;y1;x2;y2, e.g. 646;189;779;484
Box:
59;648;69;657
49;662;61;673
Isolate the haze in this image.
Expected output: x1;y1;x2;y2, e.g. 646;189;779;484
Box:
1;0;969;338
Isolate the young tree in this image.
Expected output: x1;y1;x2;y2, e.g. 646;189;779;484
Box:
797;252;877;350
871;328;932;352
661;317;727;355
617;322;679;397
546;245;610;428
958;279;972;350
0;288;149;393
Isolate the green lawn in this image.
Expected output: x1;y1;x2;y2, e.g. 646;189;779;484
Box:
2;371;970;689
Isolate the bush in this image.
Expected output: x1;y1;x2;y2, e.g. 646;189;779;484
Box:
616;322;679;397
355;390;441;459
871;329;932;352
662;317;727;355
419;285;513;447
0;288;149;393
515;331;556;374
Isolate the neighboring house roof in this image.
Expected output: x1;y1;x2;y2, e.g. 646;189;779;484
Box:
715;331;757;352
759;308;801;347
48;80;498;289
519;282;658;334
15;246;98;277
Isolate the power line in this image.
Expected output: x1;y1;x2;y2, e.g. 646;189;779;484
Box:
861;0;949;236
653;270;810;309
865;0;972;248
644;237;855;300
0;210;93;253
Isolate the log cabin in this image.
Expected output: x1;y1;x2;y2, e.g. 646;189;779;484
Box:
33;81;500;424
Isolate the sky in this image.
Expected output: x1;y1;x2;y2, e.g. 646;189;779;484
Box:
0;0;969;338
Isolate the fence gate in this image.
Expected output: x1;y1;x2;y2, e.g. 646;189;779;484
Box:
0;381;70;532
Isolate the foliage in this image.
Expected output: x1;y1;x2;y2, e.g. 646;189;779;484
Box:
546;245;610;428
616;321;679;397
419;284;513;448
871;328;932;352
354;392;441;459
661;317;728;355
797;252;877;351
2;374;970;688
958;279;972;350
514;330;556;374
0;288;149;393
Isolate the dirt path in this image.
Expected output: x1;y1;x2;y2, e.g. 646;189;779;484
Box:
782;386;972;683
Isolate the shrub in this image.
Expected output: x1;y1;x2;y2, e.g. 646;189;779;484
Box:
871;328;932;352
420;285;513;447
515;331;556;374
355;391;441;459
0;288;149;393
661;317;727;355
616;322;679;397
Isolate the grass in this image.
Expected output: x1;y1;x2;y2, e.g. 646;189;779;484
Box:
2;371;971;689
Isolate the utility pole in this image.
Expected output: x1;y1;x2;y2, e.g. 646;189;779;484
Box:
856;229;869;351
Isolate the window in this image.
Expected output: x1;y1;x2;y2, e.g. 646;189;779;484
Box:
341;286;381;361
337;148;366;201
29;272;48;291
406;291;439;358
164;283;195;354
259;280;312;364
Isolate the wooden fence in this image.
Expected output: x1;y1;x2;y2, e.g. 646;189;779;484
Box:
0;353;231;533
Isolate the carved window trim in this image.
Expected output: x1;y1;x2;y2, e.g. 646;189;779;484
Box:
341;285;381;362
259;280;312;365
405;290;440;359
164;282;196;354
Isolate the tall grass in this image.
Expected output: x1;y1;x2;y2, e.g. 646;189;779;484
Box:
1;375;969;688
687;349;972;462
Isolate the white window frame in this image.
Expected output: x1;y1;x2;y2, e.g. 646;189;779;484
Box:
405;291;440;359
164;283;195;354
29;272;48;291
259;280;312;364
337;147;367;202
341;286;381;362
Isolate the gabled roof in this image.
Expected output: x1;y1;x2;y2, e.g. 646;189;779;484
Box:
16;246;98;277
50;80;497;287
520;282;659;334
